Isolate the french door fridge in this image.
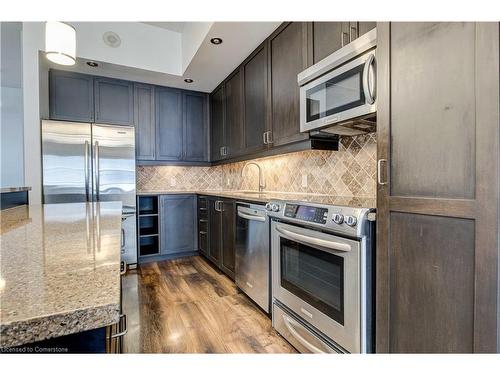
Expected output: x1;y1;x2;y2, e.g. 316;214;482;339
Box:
41;120;137;266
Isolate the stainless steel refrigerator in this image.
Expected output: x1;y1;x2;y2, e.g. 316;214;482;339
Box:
41;120;137;266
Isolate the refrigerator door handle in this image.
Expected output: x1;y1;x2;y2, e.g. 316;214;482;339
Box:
94;140;100;201
84;140;91;202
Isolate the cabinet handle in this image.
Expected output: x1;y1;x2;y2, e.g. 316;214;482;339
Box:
263;132;268;145
220;146;224;156
341;31;349;47
199;231;207;235
377;159;388;185
199;219;207;223
349;24;358;42
266;131;273;144
111;314;127;339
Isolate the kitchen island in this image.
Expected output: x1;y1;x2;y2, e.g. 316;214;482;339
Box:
0;202;123;351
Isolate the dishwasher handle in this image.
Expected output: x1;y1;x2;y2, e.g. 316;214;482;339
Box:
237;211;267;222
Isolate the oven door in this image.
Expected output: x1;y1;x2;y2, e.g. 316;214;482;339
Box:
300;49;376;133
271;220;361;353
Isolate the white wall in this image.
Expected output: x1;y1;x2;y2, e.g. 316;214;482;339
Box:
22;22;42;203
0;22;25;189
181;22;212;72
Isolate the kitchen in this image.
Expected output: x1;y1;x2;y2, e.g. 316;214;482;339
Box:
1;1;500;370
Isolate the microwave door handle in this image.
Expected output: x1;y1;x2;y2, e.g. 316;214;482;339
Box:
276;226;351;252
237;211;266;222
362;54;376;105
282;315;325;354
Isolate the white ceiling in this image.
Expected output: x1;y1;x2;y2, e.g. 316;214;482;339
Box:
142;22;186;33
44;21;281;93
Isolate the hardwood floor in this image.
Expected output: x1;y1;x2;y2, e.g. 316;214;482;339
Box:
121;255;296;353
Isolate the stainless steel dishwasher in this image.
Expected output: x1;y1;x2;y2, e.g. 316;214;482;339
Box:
235;202;270;313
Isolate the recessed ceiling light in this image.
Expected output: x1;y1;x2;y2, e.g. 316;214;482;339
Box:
86;61;99;68
210;37;223;45
184;78;194;83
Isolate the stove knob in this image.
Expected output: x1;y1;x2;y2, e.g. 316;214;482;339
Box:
265;202;272;211
271;203;280;212
345;216;357;227
333;213;344;224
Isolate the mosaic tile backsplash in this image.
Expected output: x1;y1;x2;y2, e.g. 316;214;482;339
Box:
137;134;377;197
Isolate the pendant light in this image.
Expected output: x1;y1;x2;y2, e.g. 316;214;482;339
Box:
45;22;76;66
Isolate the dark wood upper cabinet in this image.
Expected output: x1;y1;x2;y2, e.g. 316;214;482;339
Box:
311;22;344;64
49;70;94;122
183;91;208;162
311;21;376;64
210;85;226;161
220;199;236;279
358;22;376;37
269;22;309;147
225;69;244;158
243;43;269;154
155;87;183;161
376;22;500;353
134;83;155;160
94;77;134;126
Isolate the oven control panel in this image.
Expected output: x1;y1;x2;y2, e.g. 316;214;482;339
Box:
284;204;328;224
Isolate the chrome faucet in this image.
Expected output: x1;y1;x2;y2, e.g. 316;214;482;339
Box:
241;162;266;192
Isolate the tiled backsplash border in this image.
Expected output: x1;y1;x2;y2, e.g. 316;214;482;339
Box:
136;134;377;197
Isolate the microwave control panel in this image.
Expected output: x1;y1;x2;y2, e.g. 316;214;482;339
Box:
284;204;328;224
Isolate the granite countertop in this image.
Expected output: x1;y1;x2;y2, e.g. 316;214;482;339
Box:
0;202;122;348
0;186;31;193
137;190;376;209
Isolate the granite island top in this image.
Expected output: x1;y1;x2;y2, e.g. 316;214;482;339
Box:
0;202;123;348
137;190;376;209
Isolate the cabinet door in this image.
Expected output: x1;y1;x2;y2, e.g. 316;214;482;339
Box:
269;22;309;147
49;70;94;122
311;22;344;64
225;69;244;157
156;87;183;161
357;22;376;38
210;85;225;161
183;91;208;162
208;198;222;265
134;83;155;160
220;199;236;279
159;195;196;255
376;23;499;353
94;77;134;125
243;43;268;153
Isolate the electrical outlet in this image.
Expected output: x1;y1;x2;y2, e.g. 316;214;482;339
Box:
301;174;308;188
170;178;176;187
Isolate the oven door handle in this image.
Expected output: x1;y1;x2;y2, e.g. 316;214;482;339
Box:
282;315;326;354
276;226;351;252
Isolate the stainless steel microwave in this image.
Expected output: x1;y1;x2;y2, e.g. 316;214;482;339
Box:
298;28;377;136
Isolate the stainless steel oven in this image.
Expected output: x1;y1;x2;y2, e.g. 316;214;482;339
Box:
267;200;374;353
298;28;377;136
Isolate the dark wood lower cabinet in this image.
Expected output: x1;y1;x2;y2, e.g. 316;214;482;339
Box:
220;200;236;278
202;196;236;280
